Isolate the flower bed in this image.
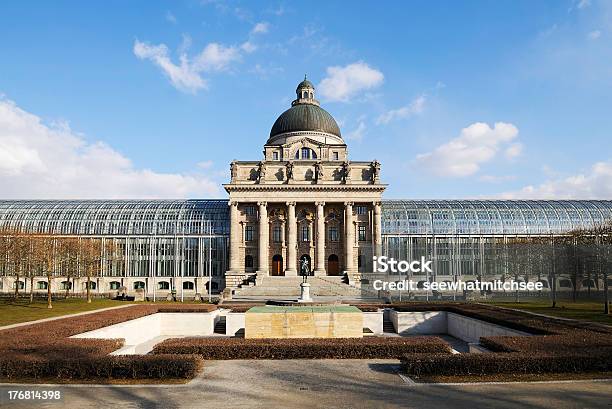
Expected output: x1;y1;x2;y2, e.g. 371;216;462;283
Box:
0;304;214;381
152;336;451;359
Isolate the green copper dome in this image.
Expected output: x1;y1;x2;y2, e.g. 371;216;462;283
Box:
269;103;342;138
296;78;314;90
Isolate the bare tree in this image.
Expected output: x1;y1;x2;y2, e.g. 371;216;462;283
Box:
80;238;102;303
33;235;57;309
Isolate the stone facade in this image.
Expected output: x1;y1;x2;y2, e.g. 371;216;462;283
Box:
224;79;386;290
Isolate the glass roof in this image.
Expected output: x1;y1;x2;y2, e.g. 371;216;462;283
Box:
1;199;611;237
0;200;229;236
382;200;612;235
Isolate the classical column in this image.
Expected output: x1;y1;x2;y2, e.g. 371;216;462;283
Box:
372;201;382;258
314;202;326;275
286;202;297;275
344;202;354;273
228;201;240;272
257;202;269;275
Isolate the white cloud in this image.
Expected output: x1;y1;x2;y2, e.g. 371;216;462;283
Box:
0;98;219;199
193;42;241;71
415;122;520;177
479;175;517;183
134;40;242;93
504;142;523;159
345;121;366;141
376;94;426;125
240;41;257;53
501;161;612;199
318;62;384;102
577;0;591;9
165;11;177;24
588;30;601;40
251;22;269;34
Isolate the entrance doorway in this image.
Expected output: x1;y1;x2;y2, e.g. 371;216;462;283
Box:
299;254;311;275
327;254;340;275
272;254;283;276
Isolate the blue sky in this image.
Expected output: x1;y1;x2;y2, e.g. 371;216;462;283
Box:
0;0;611;199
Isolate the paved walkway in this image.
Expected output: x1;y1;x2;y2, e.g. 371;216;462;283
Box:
1;360;610;408
0;304;135;331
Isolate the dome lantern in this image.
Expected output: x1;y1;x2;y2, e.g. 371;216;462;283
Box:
293;75;318;106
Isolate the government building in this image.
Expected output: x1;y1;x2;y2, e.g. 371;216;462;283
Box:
1;79;612;299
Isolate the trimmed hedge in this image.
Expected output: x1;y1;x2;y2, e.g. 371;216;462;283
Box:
152;336;451;359
0;354;203;380
0;304;214;381
401;352;612;376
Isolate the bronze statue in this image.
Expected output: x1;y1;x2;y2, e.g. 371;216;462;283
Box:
285;161;294;181
371;160;380;183
341;161;351;183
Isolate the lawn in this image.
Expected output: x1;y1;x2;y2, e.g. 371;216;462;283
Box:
488;300;612;326
0;297;130;327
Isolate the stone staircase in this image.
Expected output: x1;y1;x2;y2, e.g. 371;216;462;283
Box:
233;276;371;299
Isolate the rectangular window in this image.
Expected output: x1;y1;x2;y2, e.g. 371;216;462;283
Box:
245;206;256;216
245;225;254;241
273;226;281;243
329;226;338;242
355;205;368;215
332;151;339;161
273;152;279;160
301;225;310;241
358;225;367;241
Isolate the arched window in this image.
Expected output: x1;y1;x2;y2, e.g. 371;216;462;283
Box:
183;281;194;290
537;279;548;288
37;281;48;290
245;255;254;268
134;281;145;290
298;147;317;160
61;281;72;290
13;281;24;290
84;281;97;290
109;281;121;290
559;279;572;288
158;281;170;290
582;279;595;287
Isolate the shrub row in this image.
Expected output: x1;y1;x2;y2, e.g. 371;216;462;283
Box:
152;336;451;359
0;304;215;381
0;354;203;380
401;352;612;377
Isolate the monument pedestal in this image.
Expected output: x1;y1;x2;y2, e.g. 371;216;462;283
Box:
298;282;312;302
245;305;363;339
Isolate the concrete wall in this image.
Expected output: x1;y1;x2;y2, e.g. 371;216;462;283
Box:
71;311;218;354
390;311;529;343
226;312;246;336
390;310;447;335
363;311;383;335
446;312;529;343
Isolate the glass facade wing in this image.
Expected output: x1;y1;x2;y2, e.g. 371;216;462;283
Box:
380;200;612;235
0;200;230;236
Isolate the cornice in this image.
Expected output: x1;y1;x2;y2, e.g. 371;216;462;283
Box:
224;183;387;193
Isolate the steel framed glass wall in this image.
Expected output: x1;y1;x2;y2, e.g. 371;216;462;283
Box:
380;200;612;286
0;200;230;288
